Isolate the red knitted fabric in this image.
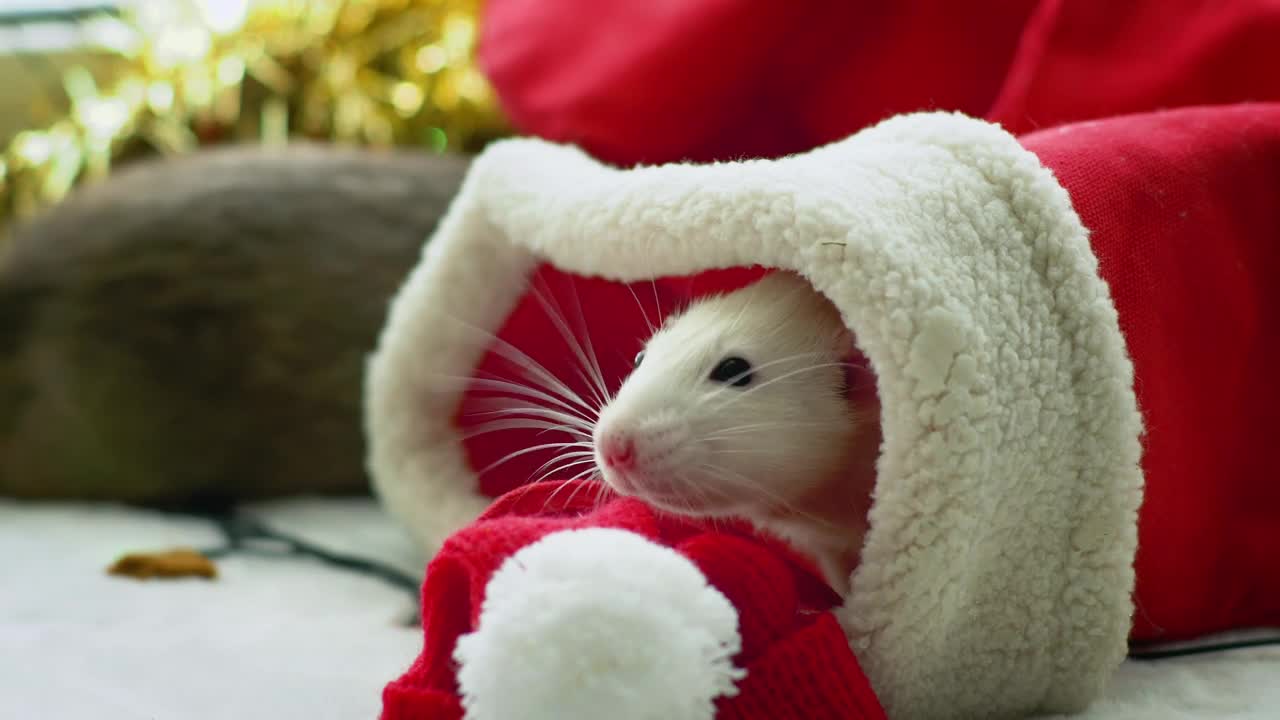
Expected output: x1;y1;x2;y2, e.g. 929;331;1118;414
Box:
380;480;887;720
1022;103;1280;642
478;0;1280;166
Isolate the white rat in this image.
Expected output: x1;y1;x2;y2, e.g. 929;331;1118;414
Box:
592;271;881;594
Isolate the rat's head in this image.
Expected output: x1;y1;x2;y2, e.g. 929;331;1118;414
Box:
593;272;864;518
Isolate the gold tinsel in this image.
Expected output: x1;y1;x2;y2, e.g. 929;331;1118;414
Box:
0;0;508;228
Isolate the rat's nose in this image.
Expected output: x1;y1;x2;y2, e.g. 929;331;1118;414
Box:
599;434;636;469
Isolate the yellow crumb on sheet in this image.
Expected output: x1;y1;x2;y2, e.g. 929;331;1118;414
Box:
107;548;218;580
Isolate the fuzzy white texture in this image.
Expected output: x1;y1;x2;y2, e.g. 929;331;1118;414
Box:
453;527;744;720
364;111;1145;719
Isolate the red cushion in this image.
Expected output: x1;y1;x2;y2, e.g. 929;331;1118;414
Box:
479;0;1280;166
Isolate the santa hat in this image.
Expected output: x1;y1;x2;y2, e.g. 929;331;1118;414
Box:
380;479;886;720
367;104;1280;718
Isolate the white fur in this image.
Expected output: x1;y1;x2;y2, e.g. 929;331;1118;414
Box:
594;271;857;515
593;271;870;593
364;112;1144;719
453;528;744;720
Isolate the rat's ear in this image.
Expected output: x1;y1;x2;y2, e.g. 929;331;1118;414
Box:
832;322;856;355
841;343;878;404
835;325;857;399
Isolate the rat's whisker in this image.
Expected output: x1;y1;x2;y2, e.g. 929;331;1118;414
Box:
425;372;597;440
685;475;725;530
683;470;725;514
540;462;600;505
564;280;614;406
716;351;825;380
529;280;612;410
460;419;592;441
571;466;603;485
539;476;576;513
625;281;657;336
695;462;787;505
530;445;596;464
529;448;598;480
442;314;596;415
497;359;597;420
464;399;596;434
531;456;599;485
701;419;835;440
725;278;768;338
445;375;599;424
540;452;600;474
695;462;830;526
695;351;826;403
563;468;604;505
588;470;609;514
476;440;596;477
712;361;849;412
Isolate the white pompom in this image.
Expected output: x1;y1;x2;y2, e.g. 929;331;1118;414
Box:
454;527;745;720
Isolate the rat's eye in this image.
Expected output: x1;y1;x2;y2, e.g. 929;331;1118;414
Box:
633;351;645;368
709;356;753;387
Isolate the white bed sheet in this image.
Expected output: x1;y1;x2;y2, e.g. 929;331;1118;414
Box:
3;499;1276;720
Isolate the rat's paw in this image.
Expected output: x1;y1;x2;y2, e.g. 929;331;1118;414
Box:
453;527;745;720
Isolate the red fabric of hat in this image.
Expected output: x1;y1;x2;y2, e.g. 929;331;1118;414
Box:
381;479;886;720
1020;103;1280;642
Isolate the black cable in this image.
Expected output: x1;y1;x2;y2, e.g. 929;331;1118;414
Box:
1129;636;1280;661
199;510;422;598
187;507;1280;655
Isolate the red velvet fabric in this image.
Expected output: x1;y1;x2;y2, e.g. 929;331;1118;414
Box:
380;480;887;720
479;0;1280;166
1022;104;1280;642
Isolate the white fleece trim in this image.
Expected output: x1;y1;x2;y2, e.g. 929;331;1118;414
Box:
454;528;743;720
364;111;1144;719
